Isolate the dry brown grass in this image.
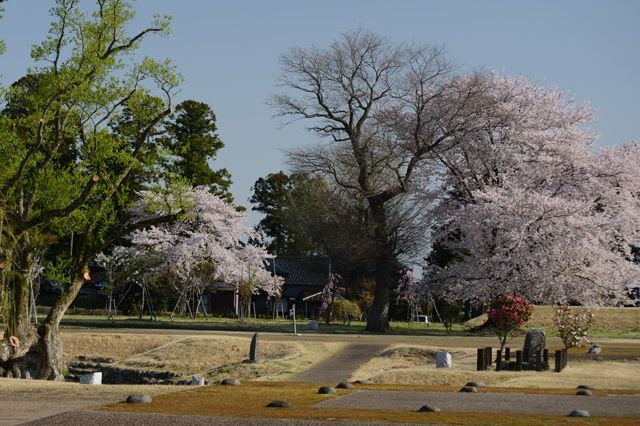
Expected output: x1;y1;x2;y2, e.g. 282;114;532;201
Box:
353;343;640;390
62;332;176;361
102;381;640;425
466;305;640;331
109;335;346;382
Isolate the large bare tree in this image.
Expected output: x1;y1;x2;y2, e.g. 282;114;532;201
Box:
274;30;490;331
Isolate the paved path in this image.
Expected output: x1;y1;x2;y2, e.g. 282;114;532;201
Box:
0;398;106;426
24;411;434;426
292;343;387;382
316;389;640;417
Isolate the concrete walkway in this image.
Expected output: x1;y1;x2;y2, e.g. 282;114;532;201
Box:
315;389;640;417
24;411;434;426
292;343;387;383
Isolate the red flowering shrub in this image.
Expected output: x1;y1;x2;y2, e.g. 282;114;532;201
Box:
488;295;533;351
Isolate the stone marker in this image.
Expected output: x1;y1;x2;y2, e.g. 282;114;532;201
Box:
190;375;205;386
266;400;290;408
418;404;441;412
336;382;353;389
353;379;371;385
523;329;546;359
79;372;102;385
126;394;152;403
249;333;260;363
465;381;486;388
568;410;589;417
307;320;319;330
576;389;592;396
588;344;601;355
318;386;336;394
221;378;240;386
435;351;452;368
460;386;477;393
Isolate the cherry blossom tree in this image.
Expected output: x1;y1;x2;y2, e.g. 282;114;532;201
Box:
319;272;344;324
421;74;640;306
125;187;282;318
395;268;426;322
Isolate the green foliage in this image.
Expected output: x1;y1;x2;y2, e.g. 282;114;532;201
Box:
0;0;183;331
440;302;462;334
250;171;314;255
331;299;362;324
162;100;233;202
554;305;594;349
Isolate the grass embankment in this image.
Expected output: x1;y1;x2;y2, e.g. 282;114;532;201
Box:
61;332;346;382
102;381;640;425
466;305;640;338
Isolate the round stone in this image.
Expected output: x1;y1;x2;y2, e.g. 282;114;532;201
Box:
266;400;290;408
353;379;371;385
318;386;336;394
568;410;590;417
336;382;353;389
577;385;594;390
460;386;477;393
576;389;592;396
418;404;441;412
465;381;486;388
221;378;240;386
126;394;152;403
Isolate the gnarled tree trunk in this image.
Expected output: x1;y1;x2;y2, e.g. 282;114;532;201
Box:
1;267;87;380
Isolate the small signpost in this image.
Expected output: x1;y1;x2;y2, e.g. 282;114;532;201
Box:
290;303;297;335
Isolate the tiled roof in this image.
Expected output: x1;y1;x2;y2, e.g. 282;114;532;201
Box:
265;256;330;288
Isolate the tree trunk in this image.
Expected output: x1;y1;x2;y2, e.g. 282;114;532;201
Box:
1;265;88;380
365;200;394;332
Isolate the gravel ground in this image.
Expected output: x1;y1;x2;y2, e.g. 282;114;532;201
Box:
23;410;435;426
316;389;640;417
293;343;387;382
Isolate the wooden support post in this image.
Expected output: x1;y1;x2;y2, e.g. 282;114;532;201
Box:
515;350;522;371
477;348;485;371
555;350;562;372
496;349;502;371
505;347;511;362
563;349;568;369
485;347;492;366
543;349;549;370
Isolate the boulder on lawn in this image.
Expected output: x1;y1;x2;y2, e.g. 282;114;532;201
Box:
576;389;592;396
568;410;589;417
221;378;240;386
266;400;290;408
126;394;152;403
459;386;477;393
318;386;336;394
190;375;205;386
465;381;486;388
336;382;353;389
418;404;441;412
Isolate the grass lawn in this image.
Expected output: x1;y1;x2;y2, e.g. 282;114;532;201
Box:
101;381;640;425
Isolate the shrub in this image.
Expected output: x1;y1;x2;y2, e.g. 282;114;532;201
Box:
554;305;594;349
488;295;533;351
331;299;361;325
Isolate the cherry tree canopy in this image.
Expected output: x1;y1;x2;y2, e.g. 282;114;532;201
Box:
119;187;282;297
420;74;640;306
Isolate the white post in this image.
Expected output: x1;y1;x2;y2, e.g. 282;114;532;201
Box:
292;303;297;335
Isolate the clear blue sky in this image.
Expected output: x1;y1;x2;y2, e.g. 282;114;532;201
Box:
2;1;639;223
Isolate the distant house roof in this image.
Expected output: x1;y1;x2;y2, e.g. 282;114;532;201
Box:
265;256;330;299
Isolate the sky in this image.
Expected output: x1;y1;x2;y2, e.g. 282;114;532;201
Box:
1;0;639;224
